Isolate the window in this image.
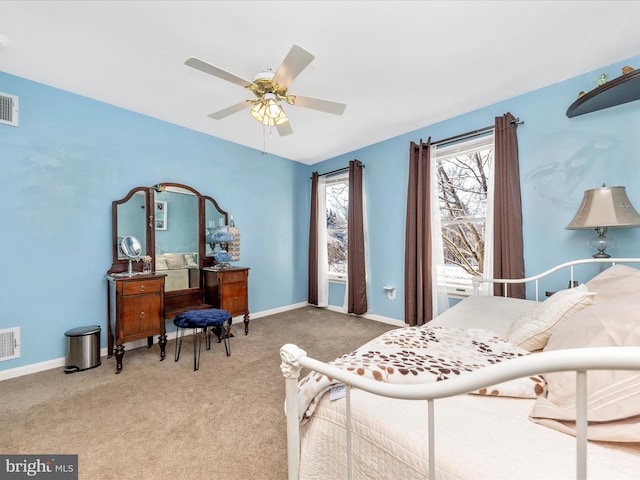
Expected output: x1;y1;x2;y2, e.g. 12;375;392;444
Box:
325;173;349;282
434;133;494;297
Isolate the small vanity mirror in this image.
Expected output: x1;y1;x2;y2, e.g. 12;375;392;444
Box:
120;235;142;276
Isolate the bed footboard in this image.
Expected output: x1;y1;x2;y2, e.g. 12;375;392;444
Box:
280;345;640;480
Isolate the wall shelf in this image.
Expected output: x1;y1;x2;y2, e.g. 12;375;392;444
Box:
566;68;640;118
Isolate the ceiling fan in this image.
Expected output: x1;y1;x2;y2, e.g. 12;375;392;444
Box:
185;45;346;136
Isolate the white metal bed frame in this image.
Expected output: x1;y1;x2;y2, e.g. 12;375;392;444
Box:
280;258;640;480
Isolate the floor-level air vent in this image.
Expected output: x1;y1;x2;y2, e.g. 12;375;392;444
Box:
0;327;20;361
0;92;19;127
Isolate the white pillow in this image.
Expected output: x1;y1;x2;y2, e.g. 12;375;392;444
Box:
530;294;640;441
164;253;186;270
155;256;168;271
507;284;595;351
184;253;198;267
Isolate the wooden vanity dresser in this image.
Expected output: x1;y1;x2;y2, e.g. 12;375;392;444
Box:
106;273;167;373
203;267;250;334
107;183;248;373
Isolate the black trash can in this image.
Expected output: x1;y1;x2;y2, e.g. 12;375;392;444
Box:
64;325;101;374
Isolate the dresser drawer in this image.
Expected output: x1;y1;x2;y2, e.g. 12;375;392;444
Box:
219;270;246;284
121;294;164;338
122;279;163;296
220;282;247;307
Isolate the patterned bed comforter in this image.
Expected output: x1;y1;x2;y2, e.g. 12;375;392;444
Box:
297;326;546;423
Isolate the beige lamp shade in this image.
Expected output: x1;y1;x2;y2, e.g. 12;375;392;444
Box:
566;186;640;230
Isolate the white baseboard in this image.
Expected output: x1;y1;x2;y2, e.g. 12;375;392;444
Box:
321;304;404;327
0;302;310;382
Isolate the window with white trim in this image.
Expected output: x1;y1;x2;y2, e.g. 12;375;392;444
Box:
434;133;494;297
325;173;349;282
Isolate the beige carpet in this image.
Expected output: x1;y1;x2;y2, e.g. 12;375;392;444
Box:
0;306;395;480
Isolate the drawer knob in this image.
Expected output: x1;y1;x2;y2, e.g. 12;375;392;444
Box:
139;284;146;292
139;311;146;319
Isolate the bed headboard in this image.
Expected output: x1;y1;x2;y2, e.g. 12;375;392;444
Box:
472;257;640;300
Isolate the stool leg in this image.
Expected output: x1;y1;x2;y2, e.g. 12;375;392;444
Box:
193;327;202;371
175;327;185;362
205;326;212;351
223;319;231;357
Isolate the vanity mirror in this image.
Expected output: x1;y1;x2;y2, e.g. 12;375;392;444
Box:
120;235;142;276
108;182;246;316
153;184;200;292
112;186;152;266
106;182;250;373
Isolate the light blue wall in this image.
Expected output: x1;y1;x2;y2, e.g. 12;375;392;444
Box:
304;55;640;318
2;54;640;372
0;71;307;371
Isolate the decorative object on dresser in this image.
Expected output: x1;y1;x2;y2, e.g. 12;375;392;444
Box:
204;267;250;335
566;185;640;258
107;182;249;372
206;224;235;267
119;235;143;276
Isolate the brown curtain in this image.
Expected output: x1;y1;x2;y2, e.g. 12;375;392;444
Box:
493;113;525;298
347;160;368;314
308;171;319;305
404;139;432;326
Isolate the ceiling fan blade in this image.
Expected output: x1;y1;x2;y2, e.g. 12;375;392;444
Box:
277;121;293;136
185;57;252;88
207;101;251;120
273;45;315;87
293;95;347;115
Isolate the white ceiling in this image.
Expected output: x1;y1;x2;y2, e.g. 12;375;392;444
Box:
2;1;640;165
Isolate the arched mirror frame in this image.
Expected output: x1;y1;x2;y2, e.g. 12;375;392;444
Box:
109;183;229;317
110;186;154;274
202;194;229;269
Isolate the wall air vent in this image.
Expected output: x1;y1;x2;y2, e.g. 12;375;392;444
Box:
0;92;19;126
0;327;20;361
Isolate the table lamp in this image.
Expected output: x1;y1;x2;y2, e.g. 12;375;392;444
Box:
566;185;640;258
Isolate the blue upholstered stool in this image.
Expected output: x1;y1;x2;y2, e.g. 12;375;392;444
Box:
173;309;232;371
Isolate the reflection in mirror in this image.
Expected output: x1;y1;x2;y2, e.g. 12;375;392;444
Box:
154;185;200;292
116;191;147;260
204;196;228;257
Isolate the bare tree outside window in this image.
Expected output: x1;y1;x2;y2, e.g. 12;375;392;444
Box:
326;178;349;277
436;137;494;287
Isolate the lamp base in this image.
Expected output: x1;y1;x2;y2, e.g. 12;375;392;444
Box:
589;227;615;259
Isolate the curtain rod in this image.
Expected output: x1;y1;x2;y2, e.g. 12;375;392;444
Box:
310;162;365;179
429;117;523;147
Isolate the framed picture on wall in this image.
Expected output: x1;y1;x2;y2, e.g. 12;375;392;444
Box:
155;201;167;230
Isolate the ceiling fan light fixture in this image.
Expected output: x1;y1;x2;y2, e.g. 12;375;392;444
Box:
187;45;344;136
272;108;288;126
250;101;268;123
250;93;288;126
264;93;282;119
260;105;288;127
